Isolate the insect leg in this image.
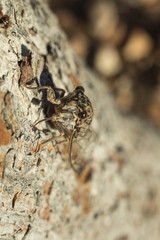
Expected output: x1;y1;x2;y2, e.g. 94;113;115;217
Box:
54;121;79;173
53;87;65;98
25;84;65;105
25;84;65;97
54;139;68;147
25;85;50;90
32;114;60;127
35;120;69;152
35;133;66;152
46;87;65;104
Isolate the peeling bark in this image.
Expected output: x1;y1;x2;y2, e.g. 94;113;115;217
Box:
0;0;160;240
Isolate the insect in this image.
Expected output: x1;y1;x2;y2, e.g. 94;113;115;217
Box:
24;78;93;173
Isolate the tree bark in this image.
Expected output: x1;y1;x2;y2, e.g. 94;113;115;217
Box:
0;0;160;239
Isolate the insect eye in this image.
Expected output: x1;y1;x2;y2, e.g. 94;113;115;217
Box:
75;86;85;93
78;111;87;119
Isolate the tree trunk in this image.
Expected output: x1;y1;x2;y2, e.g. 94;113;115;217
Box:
0;0;160;239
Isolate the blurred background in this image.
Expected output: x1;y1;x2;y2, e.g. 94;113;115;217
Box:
45;0;160;127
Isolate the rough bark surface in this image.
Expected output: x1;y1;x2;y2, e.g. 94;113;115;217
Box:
0;0;160;240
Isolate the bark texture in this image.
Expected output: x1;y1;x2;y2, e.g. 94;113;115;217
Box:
0;0;160;240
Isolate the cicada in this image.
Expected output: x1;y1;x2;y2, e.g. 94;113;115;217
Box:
25;78;93;173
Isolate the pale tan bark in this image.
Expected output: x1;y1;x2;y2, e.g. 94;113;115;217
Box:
0;0;160;240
